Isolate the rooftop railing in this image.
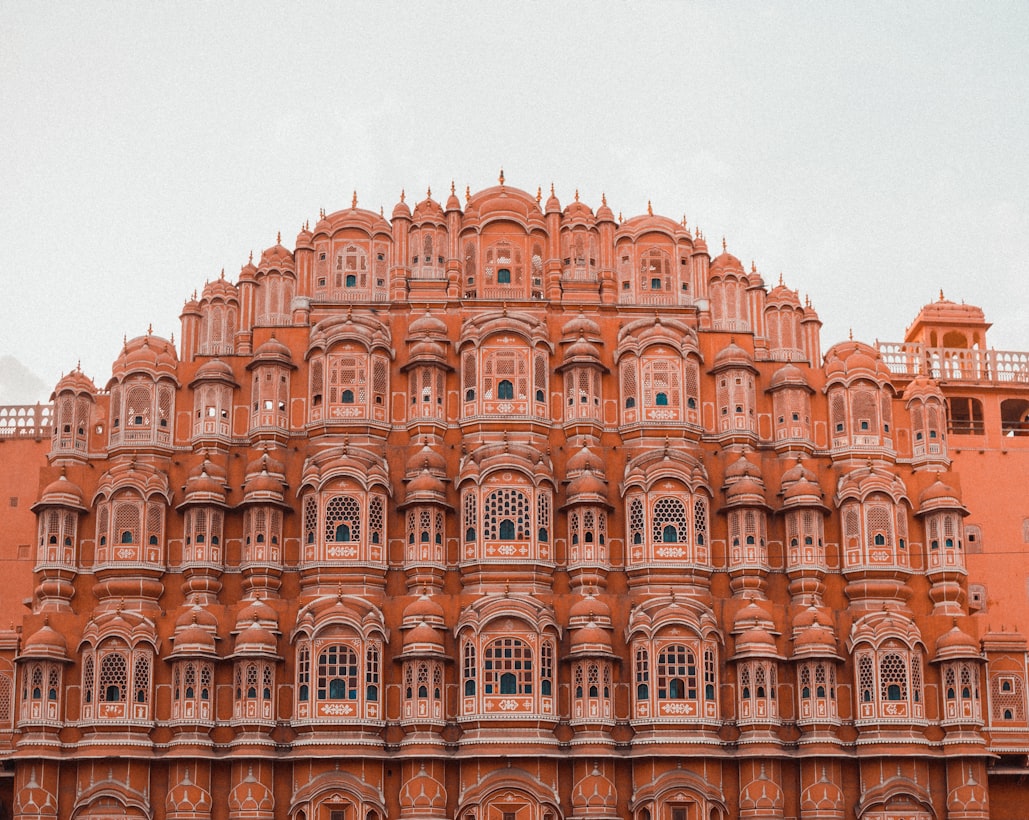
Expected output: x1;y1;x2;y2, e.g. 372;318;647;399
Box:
0;404;52;439
876;342;1029;384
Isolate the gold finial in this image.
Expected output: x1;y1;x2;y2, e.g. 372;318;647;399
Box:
536;186;542;203
574;188;580;202
147;323;153;335
276;231;281;244
352;191;358;208
939;288;945;301
450;179;455;195
618;211;623;222
647;200;653;216
426;186;432;198
722;236;727;252
602;192;607;206
498;168;505;186
400;189;405;203
465;185;471;203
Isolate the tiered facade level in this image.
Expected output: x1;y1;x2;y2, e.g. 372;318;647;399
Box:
1;178;1029;819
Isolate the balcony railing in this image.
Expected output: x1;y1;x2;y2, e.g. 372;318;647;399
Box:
877;342;1029;383
0;404;52;439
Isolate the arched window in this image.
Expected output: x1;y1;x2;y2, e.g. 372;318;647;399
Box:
317;644;359;701
483;638;533;696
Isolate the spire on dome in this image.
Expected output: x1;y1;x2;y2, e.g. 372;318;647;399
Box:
352;191;358;209
722;236;727;252
465;185;471;203
426;186;432;198
536;186;541;203
450;180;455;195
602;192;607;205
647;200;653;216
498;167;505;186
276;231;281;244
400;189;405;203
574;188;580;202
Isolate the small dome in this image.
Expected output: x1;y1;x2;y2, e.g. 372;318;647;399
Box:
780;459;817;486
562;198;594;222
712;340;754;370
403;592;445;627
238;255;258;282
935;623;980;659
245;449;286;478
733;599;774;633
412;192;445;223
175;605;219;631
228;772;275;814
465;183;542;222
257;241;294;271
235;597;278;629
571;764;617;811
295;223;313;250
166;772;212;814
407;339;448;362
783;476;823;504
560;312;602;340
565;442;599;475
403;620;445;650
569;622;613;651
112;333;178;381
823;340;892;382
595;195;616;223
710;250;745;274
392;193;412;220
544;185;561;213
792;603;834;632
902;374;944;402
793;623;838;655
563;334;602;364
52;367;97;397
406;441;447;477
191;357;236;386
200;275;237;302
734;627;778;656
234;621;278;654
37;471;86;510
724;475;766;505
568;593;611;625
768;362;810;391
405;468;447;500
918;477;963;509
172;621;217;655
250;335;294;366
21;621;69;660
725;454;762;481
242;466;286;502
566;469;609;503
766;281;801;307
445;183;462;212
408;310;448;338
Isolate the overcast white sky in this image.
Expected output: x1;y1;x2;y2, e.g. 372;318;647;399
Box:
1;2;1027;403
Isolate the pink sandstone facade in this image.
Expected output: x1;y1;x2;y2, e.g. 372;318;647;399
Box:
1;177;1029;819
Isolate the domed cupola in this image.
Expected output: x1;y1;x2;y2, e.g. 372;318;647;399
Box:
18;619;72;663
412;188;445;225
170;611;218;659
179;456;229;507
392;189;412;221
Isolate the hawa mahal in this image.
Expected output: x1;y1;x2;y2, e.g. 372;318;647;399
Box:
1;176;1028;819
